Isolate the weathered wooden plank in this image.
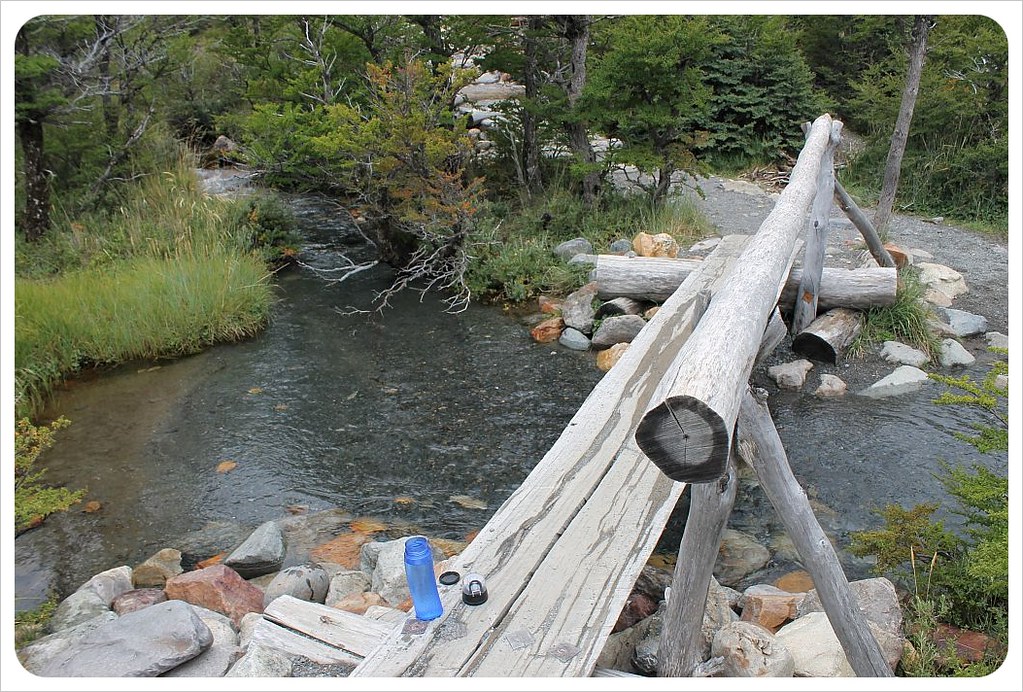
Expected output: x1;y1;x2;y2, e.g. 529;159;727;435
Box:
737;386;893;676
352;235;752;678
263;595;395;657
249;618;364;666
635;113;834;484
792;120;843;334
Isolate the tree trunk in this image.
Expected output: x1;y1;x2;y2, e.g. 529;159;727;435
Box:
521;17;544;198
791;307;863;364
834;181;896;268
873;15;933;233
559;15;600;206
18;115;50;242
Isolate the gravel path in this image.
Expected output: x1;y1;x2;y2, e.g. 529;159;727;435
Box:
686;174;1011;336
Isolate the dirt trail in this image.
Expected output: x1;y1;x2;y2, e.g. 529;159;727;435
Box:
685;174;1011;336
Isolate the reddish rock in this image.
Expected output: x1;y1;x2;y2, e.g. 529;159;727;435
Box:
596;342;630;372
112;588;167;615
538;296;563;315
774;570;814;594
197;552;225;569
164;564;264;627
612;592;659;633
330;591;389;615
883;243;910;268
633;231;679;258
739;585;803;633
932;623;1002;664
530;316;564;344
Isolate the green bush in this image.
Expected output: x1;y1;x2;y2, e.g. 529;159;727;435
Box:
14;416;83;533
226;193;301;263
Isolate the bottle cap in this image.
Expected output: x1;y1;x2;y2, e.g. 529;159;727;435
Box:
461;572;488;605
439;570;461;586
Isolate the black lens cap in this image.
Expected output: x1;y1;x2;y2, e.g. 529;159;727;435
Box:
438;570;461;586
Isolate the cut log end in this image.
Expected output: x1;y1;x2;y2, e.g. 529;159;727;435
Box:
790;332;839;364
635;396;731;483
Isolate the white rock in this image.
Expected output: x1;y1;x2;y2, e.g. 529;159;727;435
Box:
814;374;848;398
985;331;1009;349
775;611;854;676
859;366;930;399
712;621;794;677
768;360;814;390
880;341;930;367
939;339;975;367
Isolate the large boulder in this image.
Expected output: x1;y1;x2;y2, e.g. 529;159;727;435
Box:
223;520;286;579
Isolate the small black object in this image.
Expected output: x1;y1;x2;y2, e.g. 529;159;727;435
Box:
461;573;488;605
439;570;461;586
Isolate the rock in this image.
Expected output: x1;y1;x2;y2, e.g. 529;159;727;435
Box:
133;548;183;588
530;316;564;344
814;373;848;398
76;566;133;607
701;577;741;657
858;365;930;399
612;592;659;633
16;612;118;673
325;570;372;606
212;134;238;154
715;529;771;587
643;306;660;319
931;623;1001;664
331;591;390;615
927;315;958;337
938;308;988;338
538;295;562;314
712;621;794;677
224;520;286;579
591;314;647;349
882;243;910;268
237;612;263;649
773;570;814;594
49;588;111;632
917;262;968;305
225;642;294;677
631;602;667;674
163;609;242;677
276;507;354;568
939;339;976;367
175;520;253;569
775;611;853;676
561;282;599;333
908;247;933;261
32;600;213;677
608;239;633;254
634;564;674;603
164;564;265;627
559;327;591;351
739;584;803;632
262;564;330;608
596;342;630;371
985;331;1008;349
553;237;593;261
112;588;167;615
880;340;930;367
995;374;1008;390
767;359;813;390
632;231;679;258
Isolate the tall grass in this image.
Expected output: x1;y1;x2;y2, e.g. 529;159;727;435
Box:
15;254;273;418
14;149;276;419
850;267;942;359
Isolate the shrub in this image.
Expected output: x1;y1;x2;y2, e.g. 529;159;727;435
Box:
14;417;83;533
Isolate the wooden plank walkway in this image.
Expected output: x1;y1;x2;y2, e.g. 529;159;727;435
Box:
346;235;756;677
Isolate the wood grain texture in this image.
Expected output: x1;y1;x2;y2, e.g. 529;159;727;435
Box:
780;266;897;312
263;595;395;657
249;618;365;666
351;236;751;678
634;114;835;483
591;254;704;301
737;387;893;676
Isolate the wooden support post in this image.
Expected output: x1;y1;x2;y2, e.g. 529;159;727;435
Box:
656;453;739;677
736;387;893;677
834;181;896;268
635;113;835;484
791;307;862;364
792;120;843;335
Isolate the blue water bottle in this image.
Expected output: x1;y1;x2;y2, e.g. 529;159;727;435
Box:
403;536;443;621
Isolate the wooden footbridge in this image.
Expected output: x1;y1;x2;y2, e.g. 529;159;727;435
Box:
260;114;899;678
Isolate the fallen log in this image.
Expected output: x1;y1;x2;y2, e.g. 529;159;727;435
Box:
791;307;862;363
834;181;896;268
591;256;896;312
594;296;647;319
635;113;835;484
737;387;893;676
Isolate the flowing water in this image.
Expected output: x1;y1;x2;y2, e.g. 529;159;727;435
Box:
13;172;1007;611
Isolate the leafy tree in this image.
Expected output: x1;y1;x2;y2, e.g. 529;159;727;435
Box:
583;16;720;205
310;58;483;311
